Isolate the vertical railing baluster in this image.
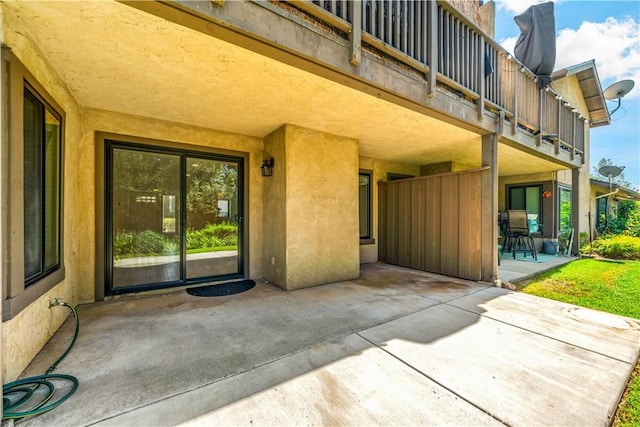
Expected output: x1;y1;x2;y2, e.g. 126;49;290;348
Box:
437;5;442;74
553;96;560;153
378;0;383;41
405;0;420;55
512;61;519;134
400;0;414;56
478;37;485;119
349;0;362;65
427;0;437;96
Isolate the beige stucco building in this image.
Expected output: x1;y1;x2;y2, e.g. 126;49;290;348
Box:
1;0;609;386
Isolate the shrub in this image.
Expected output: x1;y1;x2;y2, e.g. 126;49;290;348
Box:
589;235;640;260
609;200;640;237
114;230;174;258
133;230;166;254
114;231;134;259
186;222;238;250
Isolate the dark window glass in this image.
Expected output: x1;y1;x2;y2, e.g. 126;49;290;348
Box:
508;185;542;219
23;87;61;286
359;172;371;239
596;197;608;232
558;187;572;232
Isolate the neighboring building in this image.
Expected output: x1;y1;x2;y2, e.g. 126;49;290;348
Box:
1;1;609;381
590;178;640;236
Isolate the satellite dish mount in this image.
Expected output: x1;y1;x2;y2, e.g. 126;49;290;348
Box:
603;79;635;116
598;165;624;191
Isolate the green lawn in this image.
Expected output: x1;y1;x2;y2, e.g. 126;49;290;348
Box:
516;258;640;426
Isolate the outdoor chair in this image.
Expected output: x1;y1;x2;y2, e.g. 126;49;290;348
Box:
503;210;537;260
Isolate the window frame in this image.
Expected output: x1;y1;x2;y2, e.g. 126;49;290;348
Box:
2;49;65;321
359;170;374;244
507;184;543;219
557;186;572;233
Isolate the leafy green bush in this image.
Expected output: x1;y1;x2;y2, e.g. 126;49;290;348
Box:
186;222;237;250
114;231;134;258
114;230;176;258
588;235;640;260
609;200;640;237
133;230;166;254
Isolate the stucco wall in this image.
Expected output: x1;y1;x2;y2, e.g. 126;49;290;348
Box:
2;4;267;380
2;5;84;381
264;125;360;290
263;126;287;287
359;157;421;264
550;76;590;118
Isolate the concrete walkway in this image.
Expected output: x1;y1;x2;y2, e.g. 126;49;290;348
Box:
15;262;640;427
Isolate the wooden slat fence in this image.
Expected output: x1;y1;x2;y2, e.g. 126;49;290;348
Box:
378;168;490;281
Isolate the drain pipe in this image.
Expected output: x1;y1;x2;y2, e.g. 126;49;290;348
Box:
594;188;619;200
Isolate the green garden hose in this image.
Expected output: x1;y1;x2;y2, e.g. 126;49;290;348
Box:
2;300;80;420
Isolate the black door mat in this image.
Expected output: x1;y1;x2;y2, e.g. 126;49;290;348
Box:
186;280;256;297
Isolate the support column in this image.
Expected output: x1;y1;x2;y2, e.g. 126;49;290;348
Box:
263;124;360;290
571;168;581;255
481;133;499;283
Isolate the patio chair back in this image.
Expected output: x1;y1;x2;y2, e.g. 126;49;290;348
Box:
507;210;530;236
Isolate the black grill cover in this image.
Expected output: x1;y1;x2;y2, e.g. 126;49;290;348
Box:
514;2;556;87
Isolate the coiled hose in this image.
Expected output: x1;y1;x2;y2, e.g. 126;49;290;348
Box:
2;300;80;420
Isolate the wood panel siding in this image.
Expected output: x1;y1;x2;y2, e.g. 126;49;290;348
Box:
379;168;490;281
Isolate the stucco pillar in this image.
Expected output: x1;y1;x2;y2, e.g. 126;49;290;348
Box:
0;44;5;404
481;133;499;283
571;168;581;255
263;125;360;290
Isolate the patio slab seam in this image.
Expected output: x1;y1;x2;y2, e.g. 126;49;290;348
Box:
443;290;640;366
419;284;493;304
354;331;509;426
79;297;456;426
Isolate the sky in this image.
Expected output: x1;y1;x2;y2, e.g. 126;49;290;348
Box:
493;0;640;189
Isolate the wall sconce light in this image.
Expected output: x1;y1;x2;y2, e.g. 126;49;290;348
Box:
555;95;562;101
261;157;275;177
563;101;570;107
542;190;552;199
572;108;578;113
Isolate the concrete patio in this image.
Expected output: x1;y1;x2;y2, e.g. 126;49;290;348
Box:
12;260;640;426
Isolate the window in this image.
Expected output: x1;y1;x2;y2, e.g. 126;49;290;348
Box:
596;196;608;233
3;51;65;320
23;86;62;286
359;171;372;241
508;185;542;219
558;187;572;232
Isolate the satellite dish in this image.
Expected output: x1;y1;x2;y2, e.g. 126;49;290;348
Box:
603;79;635;115
599;165;624;191
598;165;623;178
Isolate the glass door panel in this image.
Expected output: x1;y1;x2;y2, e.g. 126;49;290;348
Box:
111;148;181;288
186;157;240;279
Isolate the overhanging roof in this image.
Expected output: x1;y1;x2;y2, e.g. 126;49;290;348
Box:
551;60;610;128
590;178;640;199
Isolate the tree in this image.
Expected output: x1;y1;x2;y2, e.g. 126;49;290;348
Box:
591;158;634;188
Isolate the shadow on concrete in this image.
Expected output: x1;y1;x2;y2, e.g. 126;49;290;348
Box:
15;262;640;426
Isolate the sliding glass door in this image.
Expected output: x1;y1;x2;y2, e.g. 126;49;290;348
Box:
106;141;243;294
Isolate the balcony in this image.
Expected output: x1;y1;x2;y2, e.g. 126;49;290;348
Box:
161;0;590;167
290;0;587;160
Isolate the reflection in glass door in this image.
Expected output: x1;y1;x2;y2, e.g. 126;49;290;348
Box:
186;157;239;279
107;142;243;294
110;148;181;289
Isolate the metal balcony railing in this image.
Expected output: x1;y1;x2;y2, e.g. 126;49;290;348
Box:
285;0;586;160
